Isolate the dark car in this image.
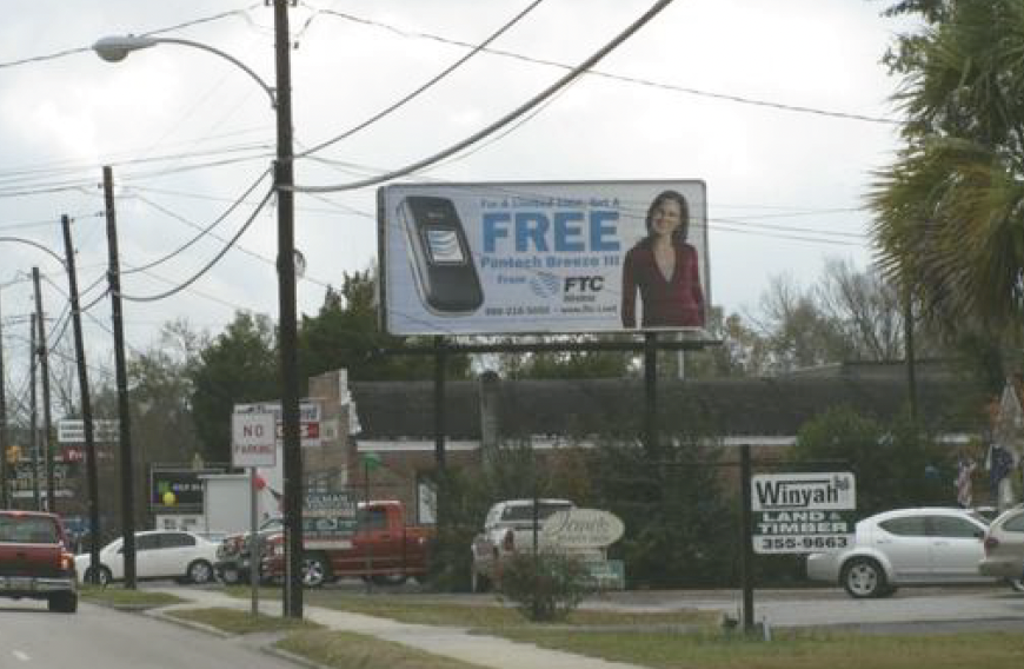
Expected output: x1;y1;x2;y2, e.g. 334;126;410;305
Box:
0;510;78;613
215;517;282;584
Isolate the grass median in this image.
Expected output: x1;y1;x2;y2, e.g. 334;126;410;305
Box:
79;584;184;610
219;585;1024;668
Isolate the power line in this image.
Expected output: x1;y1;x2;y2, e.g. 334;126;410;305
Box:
297;0;548;158
116;185;274;302
312;5;901;126
292;0;678;193
121;168;272;276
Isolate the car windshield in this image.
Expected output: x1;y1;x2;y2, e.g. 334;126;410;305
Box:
0;515;60;544
500;502;572;523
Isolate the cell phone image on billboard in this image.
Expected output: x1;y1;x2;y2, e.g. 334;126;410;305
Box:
399;195;484;316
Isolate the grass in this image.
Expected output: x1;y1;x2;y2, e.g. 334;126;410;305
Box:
276;629;487;669
221;585;716;628
166;607;321;635
79;584;184;610
494;627;1024;669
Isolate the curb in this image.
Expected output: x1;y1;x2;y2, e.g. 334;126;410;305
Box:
260;644;335;669
143;608;236;639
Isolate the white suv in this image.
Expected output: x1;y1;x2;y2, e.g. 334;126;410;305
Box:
978;505;1024;592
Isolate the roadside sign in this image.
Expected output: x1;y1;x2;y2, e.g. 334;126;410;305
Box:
231;412;277;468
303;490;358;548
57;419;119;443
233;401;323;448
751;472;856;554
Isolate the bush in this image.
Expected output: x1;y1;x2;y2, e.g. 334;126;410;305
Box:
497;551;594;622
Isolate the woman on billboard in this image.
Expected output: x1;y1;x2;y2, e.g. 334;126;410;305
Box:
620;190;705;328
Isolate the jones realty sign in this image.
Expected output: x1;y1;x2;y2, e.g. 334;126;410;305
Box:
751;472;856;555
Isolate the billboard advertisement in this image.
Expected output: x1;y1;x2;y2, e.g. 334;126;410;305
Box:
378;180;709;336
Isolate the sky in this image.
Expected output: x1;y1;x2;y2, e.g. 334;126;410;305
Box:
0;0;917;410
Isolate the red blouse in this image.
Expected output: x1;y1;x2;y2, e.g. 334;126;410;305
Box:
620;241;705;328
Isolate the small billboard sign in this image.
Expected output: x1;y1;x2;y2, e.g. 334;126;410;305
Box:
751;472;856;554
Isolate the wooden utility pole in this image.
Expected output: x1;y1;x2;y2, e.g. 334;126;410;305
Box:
0;290;9;508
103;166;136;588
62;214;102;576
32;267;56;511
29;313;39;509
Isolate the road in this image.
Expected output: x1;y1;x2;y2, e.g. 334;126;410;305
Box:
0;599;296;669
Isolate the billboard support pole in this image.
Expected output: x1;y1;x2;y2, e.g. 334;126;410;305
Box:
740;443;755;632
433;336;447;472
643;333;659;457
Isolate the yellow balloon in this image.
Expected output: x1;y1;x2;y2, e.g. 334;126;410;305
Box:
162;491;177;506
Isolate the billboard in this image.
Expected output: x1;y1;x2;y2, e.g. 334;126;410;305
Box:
378;180;709;336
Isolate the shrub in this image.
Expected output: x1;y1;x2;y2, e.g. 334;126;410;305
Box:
497;551;594;622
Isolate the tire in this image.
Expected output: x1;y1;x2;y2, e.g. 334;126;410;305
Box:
1008;578;1024;593
48;592;78;613
471;569;492;593
301;553;330;588
841;557;886;599
187;560;214;585
85;565;112;587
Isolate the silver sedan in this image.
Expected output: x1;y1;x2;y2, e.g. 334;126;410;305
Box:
806;507;994;598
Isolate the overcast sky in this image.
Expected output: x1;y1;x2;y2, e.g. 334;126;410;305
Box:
0;0;916;404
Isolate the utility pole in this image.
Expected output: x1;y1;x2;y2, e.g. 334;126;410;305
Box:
272;0;303;619
32;267;56;511
62;215;101;576
29;313;39;510
103;166;136;588
0;289;9;509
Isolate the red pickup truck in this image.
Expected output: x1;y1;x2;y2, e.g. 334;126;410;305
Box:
262;500;433;587
0;510;78;613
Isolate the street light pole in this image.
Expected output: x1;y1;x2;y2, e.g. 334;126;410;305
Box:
93;0;304;615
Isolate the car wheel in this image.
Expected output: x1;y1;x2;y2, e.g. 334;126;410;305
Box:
301;553;329;588
219;566;240;585
841;558;886;598
47;592;78;614
187;559;214;584
85;565;113;587
1008;578;1024;593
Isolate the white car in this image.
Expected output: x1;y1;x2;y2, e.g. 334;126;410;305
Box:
75;530;219;586
978;505;1024;592
806;507;993;598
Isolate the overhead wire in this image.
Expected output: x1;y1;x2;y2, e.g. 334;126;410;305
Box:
296;0;548;158
120;167;272;276
115;185;274;302
312;5;901;126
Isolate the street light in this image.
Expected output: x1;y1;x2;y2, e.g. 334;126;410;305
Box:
93;1;304;617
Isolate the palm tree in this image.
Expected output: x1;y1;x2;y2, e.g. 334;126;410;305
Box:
869;1;1024;338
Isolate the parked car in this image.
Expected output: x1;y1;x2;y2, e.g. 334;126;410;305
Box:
0;510;78;613
261;500;433;587
215;517;282;585
75;530;218;586
978;505;1024;592
806;507;993;598
470;498;576;593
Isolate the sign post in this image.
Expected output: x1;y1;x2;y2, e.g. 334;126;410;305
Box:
231;412;276;616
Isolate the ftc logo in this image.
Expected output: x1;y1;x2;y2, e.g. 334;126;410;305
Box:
563;276;604;293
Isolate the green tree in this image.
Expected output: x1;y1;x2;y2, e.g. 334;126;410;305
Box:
871;1;1024;338
791;406;954;516
189;312;278;463
299;270;471;381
